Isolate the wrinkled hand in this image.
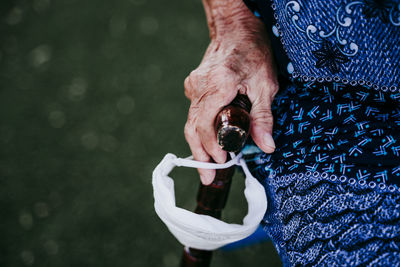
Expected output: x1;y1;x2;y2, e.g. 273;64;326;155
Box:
184;27;278;185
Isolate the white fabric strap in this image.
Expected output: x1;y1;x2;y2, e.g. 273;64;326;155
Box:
152;153;267;251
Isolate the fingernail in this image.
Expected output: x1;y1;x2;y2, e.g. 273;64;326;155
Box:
263;133;276;151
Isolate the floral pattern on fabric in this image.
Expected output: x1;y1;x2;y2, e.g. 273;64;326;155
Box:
244;0;400;90
312;41;350;73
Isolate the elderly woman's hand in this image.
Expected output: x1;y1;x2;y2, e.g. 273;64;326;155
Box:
184;0;279;185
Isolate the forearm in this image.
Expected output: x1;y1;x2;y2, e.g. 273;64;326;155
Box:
201;0;265;40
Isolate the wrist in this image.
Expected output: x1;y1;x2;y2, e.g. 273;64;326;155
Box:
204;0;264;40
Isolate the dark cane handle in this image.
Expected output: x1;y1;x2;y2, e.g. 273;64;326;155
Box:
215;94;251;152
180;94;252;267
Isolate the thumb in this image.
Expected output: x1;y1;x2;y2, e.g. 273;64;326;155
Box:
249;94;275;154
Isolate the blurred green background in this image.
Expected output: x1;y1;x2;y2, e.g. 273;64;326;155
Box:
0;0;280;266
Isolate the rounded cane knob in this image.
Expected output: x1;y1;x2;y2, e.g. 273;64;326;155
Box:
215;94;251;152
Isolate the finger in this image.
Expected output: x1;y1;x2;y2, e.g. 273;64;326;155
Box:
247;83;277;154
198;122;227;164
184;120;216;185
196;89;237;164
196;107;227;164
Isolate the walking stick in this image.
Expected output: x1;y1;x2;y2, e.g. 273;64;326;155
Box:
180;94;252;267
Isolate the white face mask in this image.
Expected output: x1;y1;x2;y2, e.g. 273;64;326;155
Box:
152;152;267;251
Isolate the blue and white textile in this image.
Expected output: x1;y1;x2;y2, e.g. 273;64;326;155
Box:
243;0;400;265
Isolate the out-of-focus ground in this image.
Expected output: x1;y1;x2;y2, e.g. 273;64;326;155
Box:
0;0;281;266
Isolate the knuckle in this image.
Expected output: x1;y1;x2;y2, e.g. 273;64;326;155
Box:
189;69;198;77
252;107;273;122
184;76;190;89
196;89;217;106
188;70;200;83
184;122;196;140
184;77;193;98
198;87;233;109
184;70;199;94
269;84;279;98
183;119;196;143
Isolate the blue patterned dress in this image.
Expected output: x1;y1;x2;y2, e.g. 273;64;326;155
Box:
242;0;400;266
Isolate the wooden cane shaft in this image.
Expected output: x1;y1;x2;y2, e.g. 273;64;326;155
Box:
195;166;234;217
180;94;251;267
180;167;235;267
181;248;212;267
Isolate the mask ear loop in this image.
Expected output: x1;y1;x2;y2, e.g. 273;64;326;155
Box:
172;152;242;170
173;152;255;183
